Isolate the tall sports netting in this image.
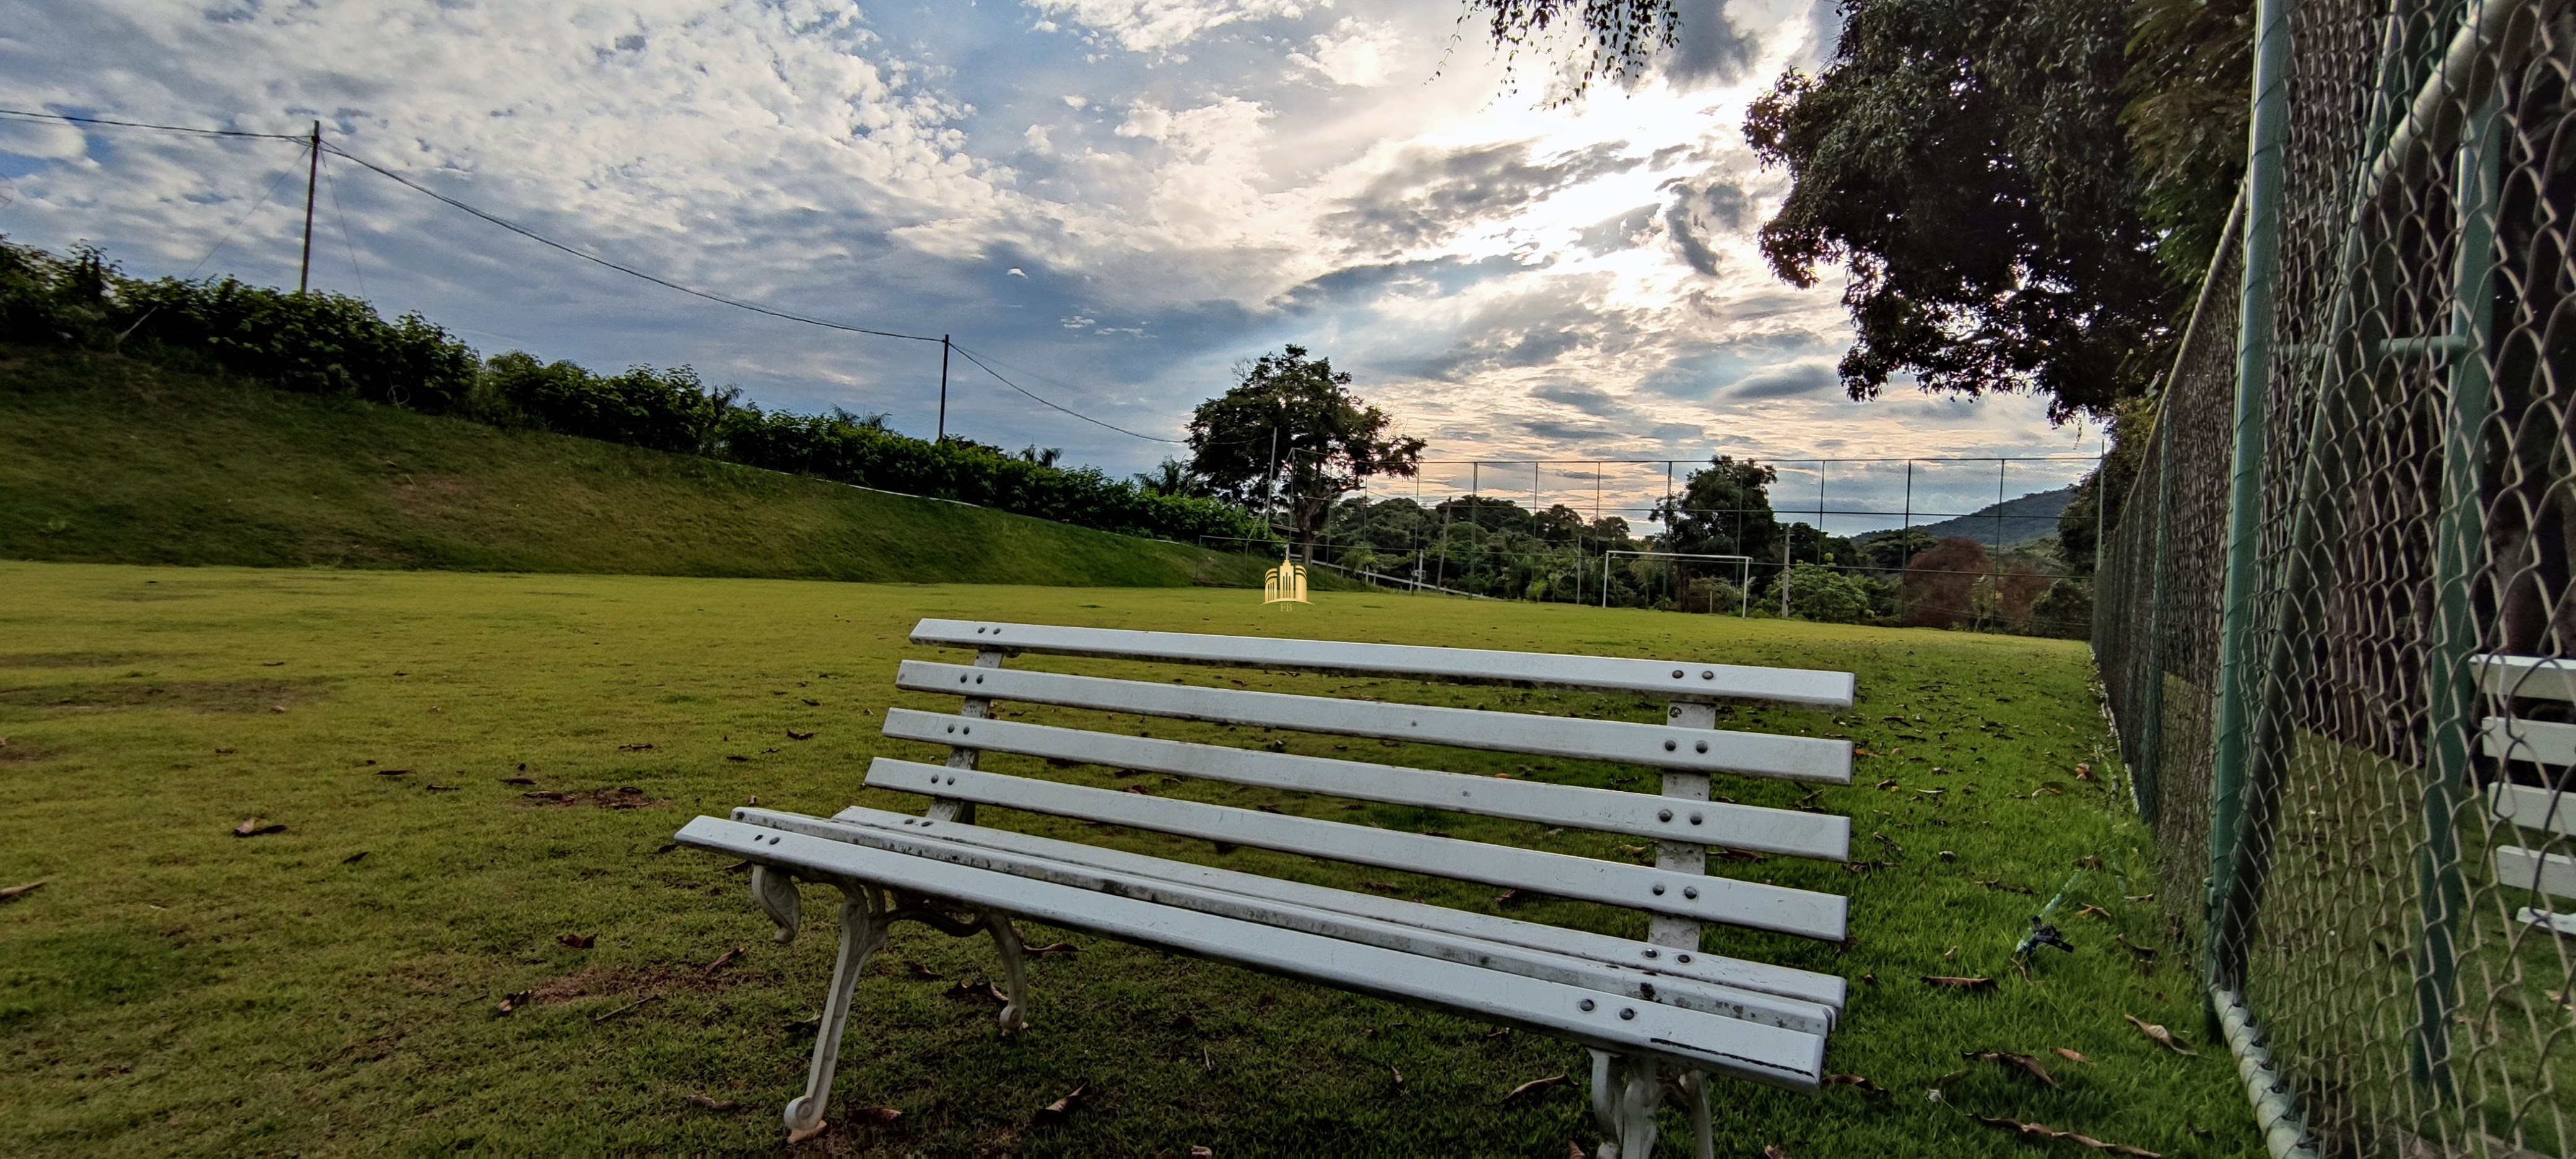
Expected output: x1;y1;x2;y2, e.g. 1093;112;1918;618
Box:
2094;0;2576;1152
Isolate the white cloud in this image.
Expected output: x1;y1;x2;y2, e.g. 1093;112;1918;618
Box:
1024;0;1310;54
0;0;2080;480
1288;18;1401;87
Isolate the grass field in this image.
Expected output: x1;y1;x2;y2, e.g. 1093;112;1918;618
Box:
0;347;1270;588
0;560;2260;1157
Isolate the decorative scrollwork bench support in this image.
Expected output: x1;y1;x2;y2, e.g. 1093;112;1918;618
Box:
752;869;1033;1140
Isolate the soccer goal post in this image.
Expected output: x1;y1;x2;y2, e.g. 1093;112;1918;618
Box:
1597;550;1754;615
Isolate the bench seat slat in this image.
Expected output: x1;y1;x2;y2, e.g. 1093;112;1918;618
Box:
733;806;1838;1034
868;757;1849;941
679;814;1828;1087
2496;844;2576;898
809;804;1845;1011
883;708;1850;860
2481;717;2576;768
914;619;1856;710
896;661;1852;784
2491;781;2576;838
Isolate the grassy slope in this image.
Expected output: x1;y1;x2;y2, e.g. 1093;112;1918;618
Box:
0;560;2258;1157
0;347;1269;588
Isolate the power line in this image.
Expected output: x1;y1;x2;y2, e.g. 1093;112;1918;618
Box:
0;107;306;141
2;105;1204;445
947;342;1184;443
316;143;944;345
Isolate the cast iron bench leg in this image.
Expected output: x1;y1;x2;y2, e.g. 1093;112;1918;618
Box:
785;883;889;1142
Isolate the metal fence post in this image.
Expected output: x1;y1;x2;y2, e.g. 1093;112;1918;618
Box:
2207;0;2292;992
2138;402;2177;825
2408;89;2501;1096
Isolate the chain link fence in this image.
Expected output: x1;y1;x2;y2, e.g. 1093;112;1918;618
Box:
2094;0;2575;1152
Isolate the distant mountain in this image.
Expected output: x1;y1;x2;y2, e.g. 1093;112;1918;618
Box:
1850;485;2077;551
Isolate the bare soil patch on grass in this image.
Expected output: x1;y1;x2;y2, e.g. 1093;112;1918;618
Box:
0;678;327;713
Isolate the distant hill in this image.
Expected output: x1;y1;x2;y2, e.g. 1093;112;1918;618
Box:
0;347;1279;588
1852;485;2077;550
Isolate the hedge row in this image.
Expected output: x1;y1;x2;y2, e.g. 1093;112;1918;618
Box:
0;237;1266;545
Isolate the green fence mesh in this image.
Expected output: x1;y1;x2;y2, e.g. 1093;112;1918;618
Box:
2094;0;2576;1152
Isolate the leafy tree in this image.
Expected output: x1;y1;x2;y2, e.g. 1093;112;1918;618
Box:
1134;458;1213;498
1459;0;1677;99
1468;0;2249;422
1901;536;1992;628
1653;454;1782;560
1186;345;1423;557
1743;0;2177;420
1768;562;1881;624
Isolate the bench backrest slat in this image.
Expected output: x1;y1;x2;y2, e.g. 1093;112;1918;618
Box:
2482;716;2576;768
895;661;1852;784
2494;844;2576;898
913;619;1856;710
2491;781;2576;839
2478;654;2576;701
883;708;1850;860
867;757;1851;941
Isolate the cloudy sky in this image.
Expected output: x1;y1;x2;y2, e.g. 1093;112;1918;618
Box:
0;0;2102;531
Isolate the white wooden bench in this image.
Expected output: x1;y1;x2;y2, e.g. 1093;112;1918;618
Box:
2478;654;2576;935
676;619;1858;1156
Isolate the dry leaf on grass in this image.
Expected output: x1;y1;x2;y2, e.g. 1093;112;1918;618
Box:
1765;1147;1795;1159
375;769;412;777
1502;1074;1569;1103
340;851;368;865
0;880;47;901
703;947;742;973
1190;1148;1214;1158
1963;1050;2060;1088
232;818;286;837
786;729;816;741
1024;942;1078;956
1825;1072;1886;1095
2055;1047;2091;1064
1970;1114;2160;1157
495;990;532;1017
2074;904;2113;921
1977;879;2037;895
1923;976;1997;991
1032;1082;1087;1127
1388;1064;1406;1095
905;961;942;981
850;1106;901;1124
501;776;535;785
557;933;596;949
1566;1144;1587;1159
682;1093;739;1111
2123;1014;2198;1055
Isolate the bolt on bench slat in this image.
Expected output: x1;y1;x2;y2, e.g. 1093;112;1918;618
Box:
733;805;1838;1035
895;661;1852;784
866;757;1849;941
912;619;1855;710
882;708;1849;860
677;815;1829;1087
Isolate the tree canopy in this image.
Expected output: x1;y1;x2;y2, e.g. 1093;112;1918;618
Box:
1468;0;2250;420
1185;345;1424;556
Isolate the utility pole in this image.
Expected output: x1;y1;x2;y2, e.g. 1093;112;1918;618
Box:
936;335;951;442
297;121;320;295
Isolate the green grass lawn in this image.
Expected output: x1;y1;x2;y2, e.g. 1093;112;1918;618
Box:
0;560;2259;1157
0;347;1271;589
